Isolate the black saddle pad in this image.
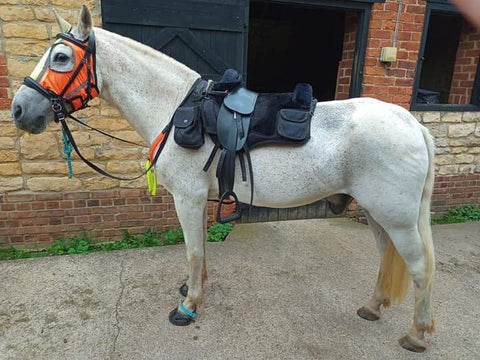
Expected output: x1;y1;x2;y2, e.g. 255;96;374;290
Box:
202;83;315;149
248;92;304;147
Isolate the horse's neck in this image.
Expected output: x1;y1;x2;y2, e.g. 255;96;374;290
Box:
94;28;200;143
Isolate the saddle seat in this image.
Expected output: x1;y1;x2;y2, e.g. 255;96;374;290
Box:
172;69;317;223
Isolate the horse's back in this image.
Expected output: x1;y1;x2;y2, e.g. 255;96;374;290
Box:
311;97;428;165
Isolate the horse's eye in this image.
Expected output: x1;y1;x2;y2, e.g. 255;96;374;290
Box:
54;53;69;63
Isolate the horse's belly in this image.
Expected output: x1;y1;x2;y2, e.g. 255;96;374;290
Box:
209;137;346;208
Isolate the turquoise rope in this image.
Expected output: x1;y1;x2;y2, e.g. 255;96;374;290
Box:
61;127;73;179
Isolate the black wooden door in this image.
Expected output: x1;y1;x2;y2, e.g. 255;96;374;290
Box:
102;0;249;80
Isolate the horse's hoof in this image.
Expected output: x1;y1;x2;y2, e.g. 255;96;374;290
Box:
399;334;426;353
169;307;194;326
179;283;188;297
357;306;380;321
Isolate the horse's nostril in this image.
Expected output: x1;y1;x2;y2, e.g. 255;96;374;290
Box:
13;105;23;121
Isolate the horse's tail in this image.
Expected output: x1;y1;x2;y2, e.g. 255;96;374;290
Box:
378;235;411;307
417;125;436;292
378;125;435;308
415;125;436;333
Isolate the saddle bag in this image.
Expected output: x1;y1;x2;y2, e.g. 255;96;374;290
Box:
276;107;313;142
173;106;204;149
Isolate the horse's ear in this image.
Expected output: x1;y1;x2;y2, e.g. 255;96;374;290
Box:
77;5;92;39
53;9;72;33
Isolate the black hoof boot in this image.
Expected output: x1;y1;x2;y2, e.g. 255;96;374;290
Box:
179;283;188;297
169;307;194;326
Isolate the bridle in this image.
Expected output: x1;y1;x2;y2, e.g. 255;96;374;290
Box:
24;31;99;120
23;31;174;181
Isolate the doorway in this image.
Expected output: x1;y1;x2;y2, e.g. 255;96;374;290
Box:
240;1;357;223
247;1;346;101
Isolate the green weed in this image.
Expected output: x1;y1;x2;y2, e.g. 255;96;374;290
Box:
432;204;480;225
163;228;184;245
207;223;233;242
0;223;234;261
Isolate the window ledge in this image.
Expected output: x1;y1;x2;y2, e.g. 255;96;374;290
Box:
411;104;480;112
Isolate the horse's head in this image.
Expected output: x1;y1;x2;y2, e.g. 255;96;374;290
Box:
12;5;101;134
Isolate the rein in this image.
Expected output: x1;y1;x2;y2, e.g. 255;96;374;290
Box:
23;29;198;181
67;113;148;148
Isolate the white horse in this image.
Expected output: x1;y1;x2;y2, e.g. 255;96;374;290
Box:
12;6;435;352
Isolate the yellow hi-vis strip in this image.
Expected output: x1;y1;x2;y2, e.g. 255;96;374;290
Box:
30;51;49;81
30;39;64;80
145;160;157;196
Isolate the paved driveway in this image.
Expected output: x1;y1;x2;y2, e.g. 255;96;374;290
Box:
1;219;479;359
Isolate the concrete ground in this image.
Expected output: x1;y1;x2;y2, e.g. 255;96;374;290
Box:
0;219;479;360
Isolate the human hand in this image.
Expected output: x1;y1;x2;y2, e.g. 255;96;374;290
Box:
452;0;480;28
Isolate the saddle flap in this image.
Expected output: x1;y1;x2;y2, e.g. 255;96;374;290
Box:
223;87;258;115
217;105;251;151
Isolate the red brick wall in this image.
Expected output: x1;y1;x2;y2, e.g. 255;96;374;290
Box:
2;173;476;248
0;188;240;248
335;12;358;100
0;55;11;109
362;0;425;108
448;22;480;104
432;174;480;212
0;189;178;247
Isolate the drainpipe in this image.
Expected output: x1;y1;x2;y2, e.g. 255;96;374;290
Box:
393;0;404;48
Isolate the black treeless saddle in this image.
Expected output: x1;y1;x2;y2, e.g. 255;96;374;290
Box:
172;69;317;223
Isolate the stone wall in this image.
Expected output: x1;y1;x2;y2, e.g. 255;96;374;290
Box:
413;111;480;210
0;1;148;194
412;111;480;175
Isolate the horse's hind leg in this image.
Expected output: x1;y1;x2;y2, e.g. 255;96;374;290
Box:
168;193;208;326
386;225;435;352
360;207;435;352
357;211;393;321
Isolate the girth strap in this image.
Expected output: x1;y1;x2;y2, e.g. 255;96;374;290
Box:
203;144;219;172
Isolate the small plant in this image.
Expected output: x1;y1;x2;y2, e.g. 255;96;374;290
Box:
0;223;234;261
48;235;91;255
163;228;184;245
207;223;233;242
0;247;28;261
142;230;162;247
0;247;47;261
432;203;480;225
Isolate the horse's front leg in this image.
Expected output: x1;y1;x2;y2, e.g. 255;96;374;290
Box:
169;192;208;326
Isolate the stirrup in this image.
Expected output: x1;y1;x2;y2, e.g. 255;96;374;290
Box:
216;191;241;224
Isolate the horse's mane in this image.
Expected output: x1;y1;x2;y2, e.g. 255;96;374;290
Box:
94;27;198;76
